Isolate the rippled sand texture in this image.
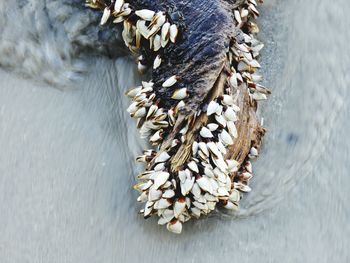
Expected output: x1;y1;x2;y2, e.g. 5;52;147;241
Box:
0;0;349;262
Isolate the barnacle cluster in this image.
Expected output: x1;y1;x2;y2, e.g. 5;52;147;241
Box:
86;0;268;234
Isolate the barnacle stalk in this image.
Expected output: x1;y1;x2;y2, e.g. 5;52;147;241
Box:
86;0;268;234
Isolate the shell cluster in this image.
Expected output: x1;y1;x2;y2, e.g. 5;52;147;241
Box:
86;0;179;73
86;0;268;234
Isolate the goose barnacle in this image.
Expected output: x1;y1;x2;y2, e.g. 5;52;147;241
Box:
220;129;234;145
153;55;162;69
161;22;170;41
174;198;187;218
114;0;124;13
180;177;195;196
162;189;175;199
162;75;178;88
87;0;268;234
135;9;155;21
187;160;199;173
169;24;178;43
154;152;170;163
249;147;259;158
100;7;111;25
153;172;170;189
171;88;188;100
223;200;239;211
166;220;182;234
207;101;219;116
196;177;213;194
200;127;214;138
191;183;202;198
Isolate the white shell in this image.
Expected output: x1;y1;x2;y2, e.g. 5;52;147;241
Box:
217;187;230;197
161;37;169;48
212;156;228;173
180;178;195;196
135;9;155;21
215;115;227;127
241;8;249;18
191;207;201;218
224;107;237;121
136;20;150;38
153;55;162;69
149;130;163;143
249;59;261;68
153;172;170;189
207;142;221;158
136;180;153;191
207;123;219;131
229;74;238;88
188;161;199;173
154;152;170;163
178;170;187;183
200;127;213;138
198;142;209;156
192;141;199;155
229;189;241;203
241;172;253;181
154;162;165;171
143;84;155;93
166;220;182;234
174;200;186;218
154;198;171;209
191;183;201;198
146;104;158;120
222;95;235;106
125;86;142;98
224;201;239;211
161;22;170;40
158;217;170;225
162;189;175;198
162;75;178;87
148;188;162;201
204;167;215;178
227;159;239;171
252;92;267;101
220;129;234;145
234;182;252;193
114;0;124;13
155;13;166;27
207;101;219;116
144;201;154;217
250;147;259;157
196;177;213;194
234;10;242;24
153;34;161;51
216;140;227;155
227;121;238;138
137;192;148;202
113;16;124;24
171;88;187;100
100;8;111;25
133;107;146;118
169;24;178;43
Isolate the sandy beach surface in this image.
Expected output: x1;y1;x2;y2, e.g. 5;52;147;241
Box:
0;0;349;262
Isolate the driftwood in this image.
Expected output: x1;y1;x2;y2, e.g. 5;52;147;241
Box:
86;0;268;233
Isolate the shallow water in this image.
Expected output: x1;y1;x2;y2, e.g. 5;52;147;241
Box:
0;0;349;262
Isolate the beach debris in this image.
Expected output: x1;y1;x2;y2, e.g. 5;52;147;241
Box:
86;0;268;234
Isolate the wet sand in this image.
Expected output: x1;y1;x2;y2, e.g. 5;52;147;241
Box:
0;0;349;262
